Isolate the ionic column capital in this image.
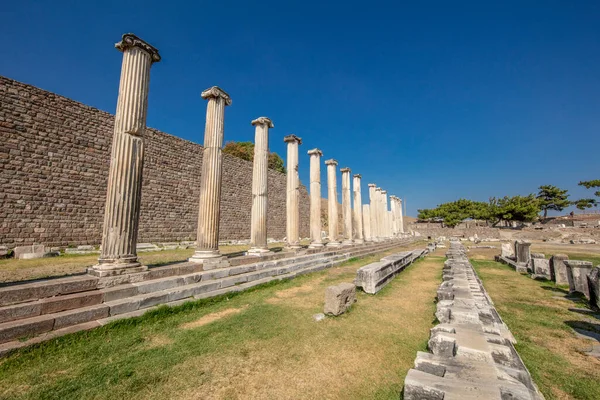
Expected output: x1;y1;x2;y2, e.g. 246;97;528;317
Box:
340;167;351;173
353;174;362;179
368;183;377;188
251;117;274;128
115;33;161;62
201;86;232;105
325;159;338;166
308;148;323;157
284;134;302;144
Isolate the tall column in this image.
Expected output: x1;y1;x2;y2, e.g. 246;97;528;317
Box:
91;34;160;277
308;149;324;248
362;204;372;241
382;190;389;238
398;198;405;234
340;168;353;245
248;117;274;255
353;174;364;243
375;187;383;240
285;135;302;249
368;184;378;241
391;195;400;236
189;86;232;263
325;159;341;246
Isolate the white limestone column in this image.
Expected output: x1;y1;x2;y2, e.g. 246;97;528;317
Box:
382;190;389;238
285;135;302;249
398;197;405;234
189;86;232;263
248;117;274;255
340;168;353;245
375;187;383;240
368;184;378;241
362;204;372;241
91;34;160;277
325;159;341;246
390;195;398;237
353;174;364;243
308;149;324;248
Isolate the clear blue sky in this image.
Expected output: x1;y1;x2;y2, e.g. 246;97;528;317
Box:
2;1;599;217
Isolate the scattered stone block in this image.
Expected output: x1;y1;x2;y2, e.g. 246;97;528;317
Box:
550;254;569;285
588;267;600;310
355;249;425;294
514;240;531;266
565;260;594;298
324;283;356;316
531;258;551;280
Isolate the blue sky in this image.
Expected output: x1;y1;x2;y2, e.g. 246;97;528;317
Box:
1;1;599;216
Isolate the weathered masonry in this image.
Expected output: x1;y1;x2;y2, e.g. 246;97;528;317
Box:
0;76;310;248
403;242;544;400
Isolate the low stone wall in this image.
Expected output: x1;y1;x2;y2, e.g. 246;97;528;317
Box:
409;223;501;239
403;242;544;399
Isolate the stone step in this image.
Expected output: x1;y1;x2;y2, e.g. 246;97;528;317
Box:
0;304;109;344
0;275;99;307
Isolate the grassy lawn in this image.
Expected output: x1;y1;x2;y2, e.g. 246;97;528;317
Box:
0;243;289;284
472;258;600;400
0;246;444;400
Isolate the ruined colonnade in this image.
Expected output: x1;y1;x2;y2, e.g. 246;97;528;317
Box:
91;32;407;275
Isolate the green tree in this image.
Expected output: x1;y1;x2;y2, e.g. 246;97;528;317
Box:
572;180;600;213
417;199;491;228
572;198;598;210
536;185;570;219
223;141;286;174
488;195;540;226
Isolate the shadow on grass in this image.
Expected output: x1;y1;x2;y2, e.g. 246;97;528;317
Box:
565;320;600;339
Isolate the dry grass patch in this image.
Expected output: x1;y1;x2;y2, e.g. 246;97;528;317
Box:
180;305;249;329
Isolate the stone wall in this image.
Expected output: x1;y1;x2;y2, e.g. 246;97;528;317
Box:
0;76;310;248
408;222;501;239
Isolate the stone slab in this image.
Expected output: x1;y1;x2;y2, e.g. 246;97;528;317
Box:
0;275;99;306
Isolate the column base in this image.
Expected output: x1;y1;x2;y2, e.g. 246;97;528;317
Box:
354;239;365;244
88;261;147;278
189;250;231;270
341;239;354;246
247;247;273;257
326;241;342;247
308;242;324;248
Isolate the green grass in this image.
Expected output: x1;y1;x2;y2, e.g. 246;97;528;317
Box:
472;259;600;400
0;246;444;400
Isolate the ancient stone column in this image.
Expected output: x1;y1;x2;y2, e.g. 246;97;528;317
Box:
189;86;232;263
353;174;364;243
326;159;341;247
340;168;353;245
390;196;398;236
368;184;378;241
376;188;384;239
90;34;160;277
362;204;372;241
382;190;390;238
308;149;324;248
398;197;405;234
248;117;274;255
285;135;302;249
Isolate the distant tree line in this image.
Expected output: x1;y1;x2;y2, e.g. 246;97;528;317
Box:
417;180;600;228
222;141;286;174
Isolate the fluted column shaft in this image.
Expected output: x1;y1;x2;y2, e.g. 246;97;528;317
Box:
390;196;398;236
190;86;232;262
94;34;160;276
308;149;323;247
368;184;377;240
375;187;383;240
326;159;340;246
382;190;389;238
362;204;372;241
340;168;353;244
248;117;274;254
353;174;364;243
285;135;302;249
398;198;405;234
